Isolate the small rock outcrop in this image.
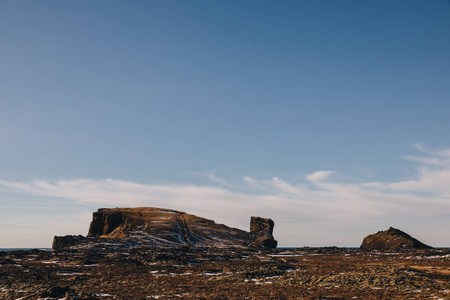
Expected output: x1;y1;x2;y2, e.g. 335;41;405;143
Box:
360;227;432;250
52;235;89;252
53;207;277;250
249;217;277;248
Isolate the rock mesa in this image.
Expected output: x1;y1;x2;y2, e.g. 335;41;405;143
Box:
53;207;277;251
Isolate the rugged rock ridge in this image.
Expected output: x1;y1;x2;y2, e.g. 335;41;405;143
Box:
53;207;277;251
360;227;432;250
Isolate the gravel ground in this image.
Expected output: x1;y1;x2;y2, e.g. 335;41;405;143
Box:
1;247;450;299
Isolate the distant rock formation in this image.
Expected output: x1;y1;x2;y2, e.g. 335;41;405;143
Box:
52;235;89;252
249;217;277;248
53;207;277;251
360;227;432;250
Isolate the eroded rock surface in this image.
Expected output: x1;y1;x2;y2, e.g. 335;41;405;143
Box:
52;235;90;252
361;227;432;250
54;207;276;250
249;216;277;249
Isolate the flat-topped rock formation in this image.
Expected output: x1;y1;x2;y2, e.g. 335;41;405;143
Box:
360;227;432;251
53;207;277;251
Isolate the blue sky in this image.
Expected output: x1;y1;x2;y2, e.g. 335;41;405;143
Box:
1;0;450;247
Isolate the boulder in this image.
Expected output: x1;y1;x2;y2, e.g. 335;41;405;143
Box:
360;227;432;250
248;216;277;249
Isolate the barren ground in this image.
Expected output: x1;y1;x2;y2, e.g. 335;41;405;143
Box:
2;247;450;299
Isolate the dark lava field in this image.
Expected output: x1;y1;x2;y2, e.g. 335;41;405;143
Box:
2;247;450;299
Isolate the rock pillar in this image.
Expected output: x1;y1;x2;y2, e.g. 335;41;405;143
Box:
249;216;277;249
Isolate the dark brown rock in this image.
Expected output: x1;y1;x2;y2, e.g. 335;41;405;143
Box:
53;207;277;250
249;216;277;249
88;211;125;237
40;286;70;298
360;227;432;250
52;235;89;252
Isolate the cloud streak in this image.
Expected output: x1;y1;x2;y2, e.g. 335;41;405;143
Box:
306;171;334;182
2;144;450;247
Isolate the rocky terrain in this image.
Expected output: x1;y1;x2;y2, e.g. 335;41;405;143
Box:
2;247;450;299
361;227;432;251
53;207;277;251
2;208;447;299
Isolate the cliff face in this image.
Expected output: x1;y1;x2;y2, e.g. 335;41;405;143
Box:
54;207;277;251
86;207;250;247
360;227;432;251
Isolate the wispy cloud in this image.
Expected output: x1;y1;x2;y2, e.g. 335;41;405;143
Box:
370;143;450;197
402;143;450;168
2;144;450;247
306;171;334;182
